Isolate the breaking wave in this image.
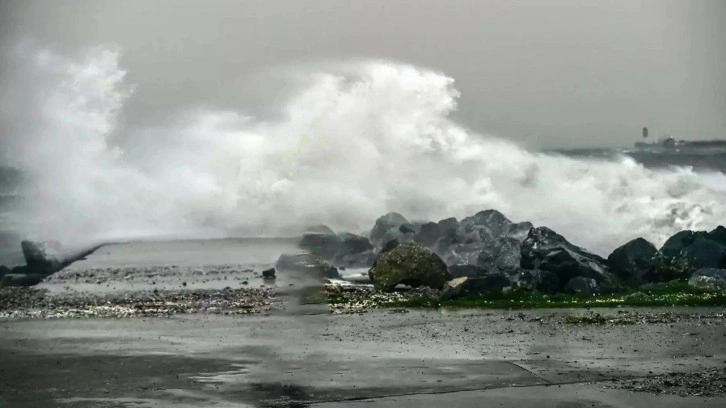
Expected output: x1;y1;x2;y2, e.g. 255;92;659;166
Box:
1;44;725;255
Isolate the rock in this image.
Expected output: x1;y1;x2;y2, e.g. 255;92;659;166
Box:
369;241;450;291
1;273;46;286
440;277;468;300
475;236;522;274
516;269;560;294
368;239;401;282
331;233;374;268
275;253;339;279
607;238;658;287
440;273;511;300
415;217;460;249
0;265;9;278
304;224;336;235
448;264;486;279
688;268;726;291
433;211;529;271
299;232;340;260
564;276;598;295
709;225;726;245
644;253;694;283
369;212;415;247
504;221;534;243
415;222;443;248
458;209;512;240
520;227;612;289
262;268;276;279
659;228;726;269
21;240;63;274
536;270;561;294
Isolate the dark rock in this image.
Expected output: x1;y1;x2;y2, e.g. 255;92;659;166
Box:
520;227;612;289
440;273;511;300
415;222;443;248
688;268;726;291
536;270;561;294
275;253;339;279
708;226;726;245
21;240;62;274
299;232;340;260
458;209;512;239
398;223;417;234
516;269;560;294
448;264;486;279
504;221;534;243
607;238;658;286
432;211;529;271
0;265;9;278
564;276;599;295
331;233;374;268
369;241;450;291
644;253;694;283
262;268;276;279
370;212;412;247
1;273;46;286
476;236;522;274
660;229;726;269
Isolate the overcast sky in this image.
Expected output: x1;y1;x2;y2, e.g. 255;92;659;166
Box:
1;0;724;147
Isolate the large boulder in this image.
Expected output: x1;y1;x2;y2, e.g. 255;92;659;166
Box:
369;241;450;291
275;253;340;279
440;273;511;300
659;228;726;270
331;233;375;268
520;227;614;290
369;212;417;247
434;210;531;271
21;240;63;274
688;268;726;291
607;238;658;287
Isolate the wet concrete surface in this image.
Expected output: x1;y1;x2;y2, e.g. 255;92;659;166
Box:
2;308;726;407
1;240;726;407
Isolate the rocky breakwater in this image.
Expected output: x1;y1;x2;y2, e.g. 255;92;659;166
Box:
294;209;726;306
0;240;104;287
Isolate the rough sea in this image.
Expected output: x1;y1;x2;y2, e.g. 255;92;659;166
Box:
1;45;725;266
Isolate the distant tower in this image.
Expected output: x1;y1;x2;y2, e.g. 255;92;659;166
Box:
642;127;649;139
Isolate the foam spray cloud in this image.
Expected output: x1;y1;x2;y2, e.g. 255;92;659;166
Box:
1;44;724;255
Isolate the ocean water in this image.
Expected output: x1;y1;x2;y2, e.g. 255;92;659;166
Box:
1;44;725;265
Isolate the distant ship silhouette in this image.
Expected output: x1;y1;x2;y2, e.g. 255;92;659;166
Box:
635;127;726;148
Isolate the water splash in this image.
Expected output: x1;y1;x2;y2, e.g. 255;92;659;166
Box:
1;44;725;255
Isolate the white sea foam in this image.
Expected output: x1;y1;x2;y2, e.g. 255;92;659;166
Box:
1;45;724;255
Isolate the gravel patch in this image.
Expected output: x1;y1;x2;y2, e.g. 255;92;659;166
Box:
609;368;726;397
0;286;276;319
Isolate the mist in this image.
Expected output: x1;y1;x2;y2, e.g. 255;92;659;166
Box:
0;1;725;256
1;0;724;148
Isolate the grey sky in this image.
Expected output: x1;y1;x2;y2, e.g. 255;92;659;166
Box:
1;0;724;147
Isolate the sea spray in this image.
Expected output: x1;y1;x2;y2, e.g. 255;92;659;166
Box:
1;44;725;255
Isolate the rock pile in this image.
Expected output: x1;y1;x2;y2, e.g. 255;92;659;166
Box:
293;209;726;299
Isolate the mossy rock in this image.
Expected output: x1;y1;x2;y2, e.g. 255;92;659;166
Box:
370;242;450;292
